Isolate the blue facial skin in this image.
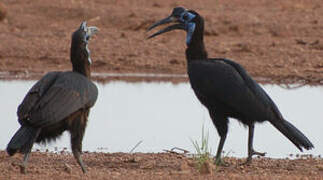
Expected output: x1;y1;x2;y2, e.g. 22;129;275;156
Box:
179;12;196;45
186;23;196;45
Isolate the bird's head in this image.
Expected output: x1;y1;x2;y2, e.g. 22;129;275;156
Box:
148;7;203;46
71;21;98;65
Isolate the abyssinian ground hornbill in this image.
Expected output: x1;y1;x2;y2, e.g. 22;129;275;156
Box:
7;21;98;173
148;7;314;165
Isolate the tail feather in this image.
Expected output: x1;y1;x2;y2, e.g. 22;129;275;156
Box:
7;126;40;156
270;119;314;151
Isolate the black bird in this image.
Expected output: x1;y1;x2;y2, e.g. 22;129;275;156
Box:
148;7;314;165
6;21;98;173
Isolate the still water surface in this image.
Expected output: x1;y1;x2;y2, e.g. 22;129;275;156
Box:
0;80;321;158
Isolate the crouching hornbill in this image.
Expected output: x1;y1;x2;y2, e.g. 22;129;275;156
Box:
7;21;98;173
148;7;314;165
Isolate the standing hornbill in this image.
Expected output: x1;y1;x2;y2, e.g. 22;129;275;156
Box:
148;7;314;165
7;21;98;173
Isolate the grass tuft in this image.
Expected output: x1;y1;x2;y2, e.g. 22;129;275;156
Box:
190;125;213;172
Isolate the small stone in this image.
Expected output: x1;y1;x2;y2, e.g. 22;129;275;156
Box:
179;161;190;171
316;165;323;171
64;163;72;174
169;59;179;65
199;161;214;174
0;2;7;21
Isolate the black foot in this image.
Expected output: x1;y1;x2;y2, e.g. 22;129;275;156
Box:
214;157;229;167
81;166;87;174
251;150;266;157
242;150;266;165
73;150;87;173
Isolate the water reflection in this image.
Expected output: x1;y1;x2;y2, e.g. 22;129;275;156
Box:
0;80;321;158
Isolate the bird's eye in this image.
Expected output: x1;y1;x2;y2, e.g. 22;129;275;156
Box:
182;13;189;20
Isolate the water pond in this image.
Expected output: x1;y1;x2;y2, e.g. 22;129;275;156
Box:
0;80;321;158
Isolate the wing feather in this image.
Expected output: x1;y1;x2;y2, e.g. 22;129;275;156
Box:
18;71;98;127
17;72;61;123
188;59;280;121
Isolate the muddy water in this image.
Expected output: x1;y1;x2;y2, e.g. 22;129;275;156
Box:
0;80;321;158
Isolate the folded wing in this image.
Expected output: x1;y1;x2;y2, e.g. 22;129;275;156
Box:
17;71;98;127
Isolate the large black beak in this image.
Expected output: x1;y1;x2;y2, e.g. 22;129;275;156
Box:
147;16;185;39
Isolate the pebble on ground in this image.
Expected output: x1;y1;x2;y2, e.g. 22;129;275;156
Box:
0;2;7;22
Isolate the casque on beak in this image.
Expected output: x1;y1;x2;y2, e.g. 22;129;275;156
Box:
80;21;99;41
86;26;99;39
79;21;99;65
147;9;187;39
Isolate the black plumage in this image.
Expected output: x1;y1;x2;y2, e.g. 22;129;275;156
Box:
7;21;98;173
148;7;314;165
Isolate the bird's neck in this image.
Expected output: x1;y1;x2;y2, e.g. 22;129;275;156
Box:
72;63;91;77
185;35;208;62
70;44;91;78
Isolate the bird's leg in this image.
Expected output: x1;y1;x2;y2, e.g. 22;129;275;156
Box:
244;123;266;164
214;134;227;166
71;132;87;173
20;152;30;174
19;128;40;174
211;112;229;166
70;113;88;173
72;149;87;173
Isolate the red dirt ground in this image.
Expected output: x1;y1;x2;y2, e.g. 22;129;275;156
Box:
1;151;323;180
1;0;323;179
0;0;323;84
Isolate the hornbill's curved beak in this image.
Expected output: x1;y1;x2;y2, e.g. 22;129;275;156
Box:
80;21;99;41
86;26;99;39
147;16;185;39
79;21;99;65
